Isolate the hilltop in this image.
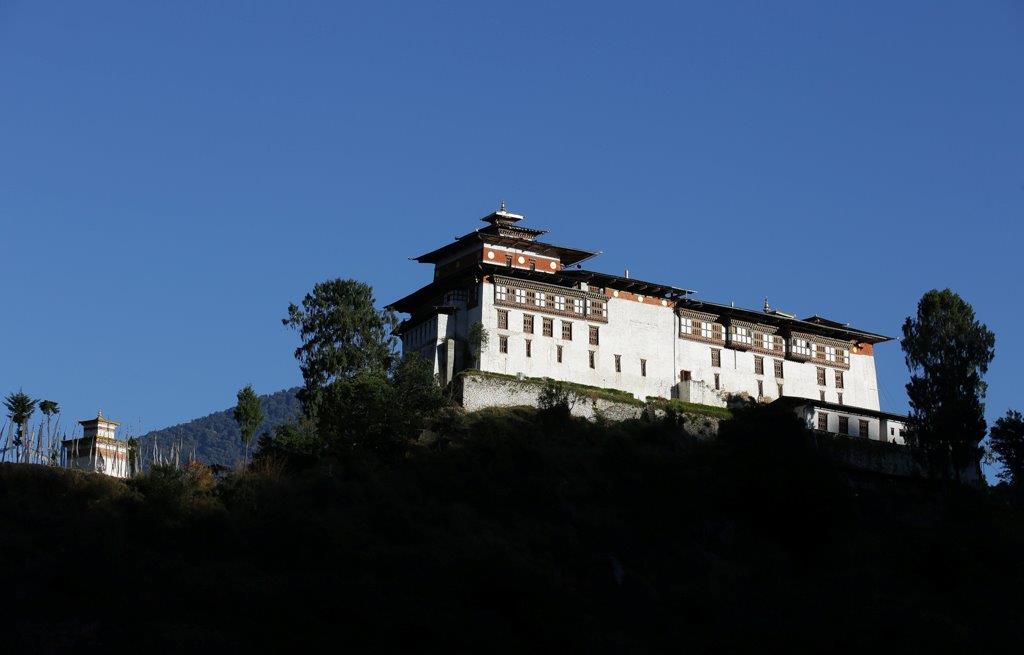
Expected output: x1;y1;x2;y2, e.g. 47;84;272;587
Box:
3;405;1023;652
138;388;301;465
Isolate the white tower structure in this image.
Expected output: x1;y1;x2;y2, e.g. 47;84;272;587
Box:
63;411;130;478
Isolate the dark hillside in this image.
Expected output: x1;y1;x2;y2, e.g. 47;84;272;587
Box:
138;388;301;465
3;408;1023;652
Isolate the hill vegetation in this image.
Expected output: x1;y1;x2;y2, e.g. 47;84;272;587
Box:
138;388;301;465
3;406;1023;652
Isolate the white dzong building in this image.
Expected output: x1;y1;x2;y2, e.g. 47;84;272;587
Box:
389;206;907;444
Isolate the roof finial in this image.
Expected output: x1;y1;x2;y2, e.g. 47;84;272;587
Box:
98;409;104;418
763;297;770;313
499;200;507;212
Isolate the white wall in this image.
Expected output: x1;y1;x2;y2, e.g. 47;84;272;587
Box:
477;279;885;411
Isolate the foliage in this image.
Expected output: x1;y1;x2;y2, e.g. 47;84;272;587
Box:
3;412;1024;651
38;400;60;417
282;278;398;414
901;289;995;478
139;388;302;466
4;390;38;444
467;320;489;367
537;379;584;423
314;353;443;458
990;410;1024;489
646;397;733;420
232;384;265;464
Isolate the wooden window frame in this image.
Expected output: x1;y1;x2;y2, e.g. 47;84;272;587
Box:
589;325;599;346
499;335;508;354
561;321;573;341
542;317;553;337
497;309;508;330
523;313;534;334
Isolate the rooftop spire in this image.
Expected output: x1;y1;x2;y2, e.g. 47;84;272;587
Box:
480;202;525;225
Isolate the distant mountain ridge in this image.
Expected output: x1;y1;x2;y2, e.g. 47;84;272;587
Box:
139;388;302;465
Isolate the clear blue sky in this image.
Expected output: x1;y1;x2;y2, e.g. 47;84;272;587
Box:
2;2;1021;453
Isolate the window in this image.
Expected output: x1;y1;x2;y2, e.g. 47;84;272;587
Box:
754;356;764;375
817;413;828;431
761;333;773;352
525;290;536;306
777;383;783;397
588;299;607;318
525;339;532;358
837;393;843;406
514;288;526;304
816;367;826;386
589;351;596;369
523;314;534;334
700;321;714;340
640;359;647;377
839;416;849;434
499;336;508;354
835;370;844;389
554;296;566;311
542;317;553;337
573;298;584;314
890;427;895;436
680;316;693;335
556;345;563;363
614;354;621;372
495;285;508;302
497;309;508;330
712;324;724;341
790;337;812;358
757;380;764;397
714;374;721;390
536;292;546;307
859;420;869;438
562;321;572;340
820;390;826;402
711;349;721;367
680;370;692;382
589;325;599;346
731;325;753;346
774;360;784;378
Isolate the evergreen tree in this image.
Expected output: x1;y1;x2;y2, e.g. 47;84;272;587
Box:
901;289;995;480
990;410;1024;490
232;385;265;465
4;390;38;458
282;278;398;415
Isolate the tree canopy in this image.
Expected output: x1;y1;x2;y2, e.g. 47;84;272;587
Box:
282;278;398;414
990;410;1024;489
233;385;265;464
901;289;995;478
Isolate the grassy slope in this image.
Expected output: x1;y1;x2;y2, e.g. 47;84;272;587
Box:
2;408;1022;652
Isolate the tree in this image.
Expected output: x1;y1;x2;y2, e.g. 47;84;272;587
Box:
467;321;489;369
39;399;59;437
4;390;38;459
537;379;584;424
315;354;442;458
282;279;398;414
901;289;995;480
232;385;265;466
990;410;1024;490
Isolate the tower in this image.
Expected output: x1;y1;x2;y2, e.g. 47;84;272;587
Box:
63;411;130;478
